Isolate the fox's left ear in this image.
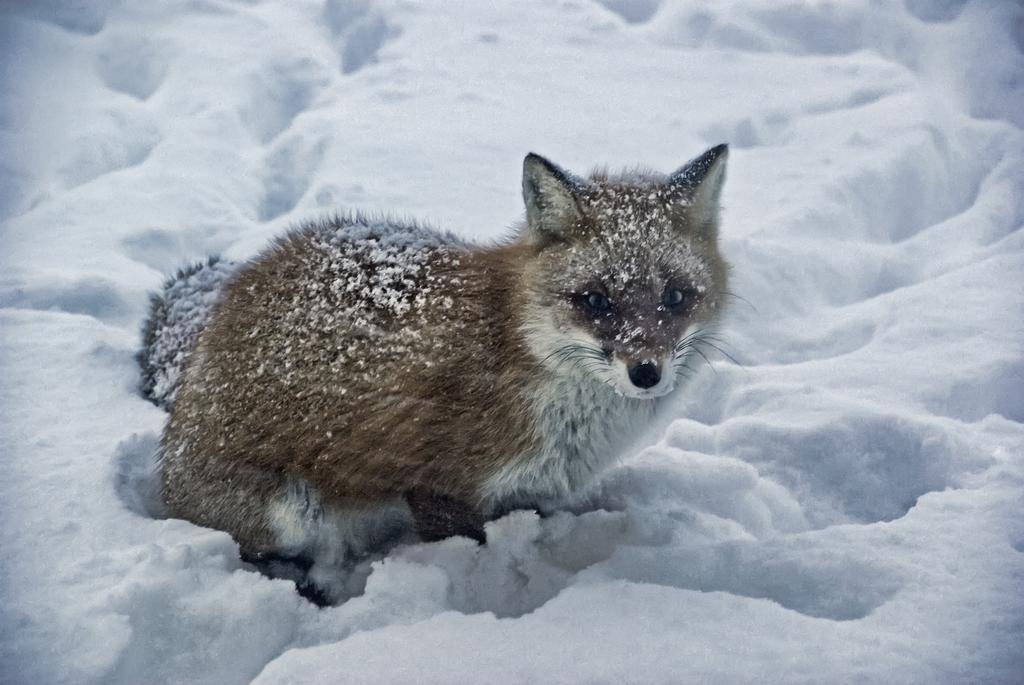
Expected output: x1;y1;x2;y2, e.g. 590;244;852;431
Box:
668;144;729;231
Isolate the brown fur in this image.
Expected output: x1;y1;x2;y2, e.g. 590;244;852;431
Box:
162;223;542;550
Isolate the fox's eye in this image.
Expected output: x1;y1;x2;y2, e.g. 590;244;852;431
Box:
663;287;693;309
584;291;611;311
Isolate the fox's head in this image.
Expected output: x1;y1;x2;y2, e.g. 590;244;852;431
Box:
517;144;730;400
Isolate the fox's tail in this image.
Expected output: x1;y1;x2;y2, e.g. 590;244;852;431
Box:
137;256;237;408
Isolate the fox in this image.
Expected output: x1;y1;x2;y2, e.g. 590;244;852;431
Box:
144;144;730;602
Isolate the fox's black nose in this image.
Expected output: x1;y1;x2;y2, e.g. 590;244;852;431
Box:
628;360;661;389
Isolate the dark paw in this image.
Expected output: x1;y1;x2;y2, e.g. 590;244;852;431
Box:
404;488;486;545
240;549;332;606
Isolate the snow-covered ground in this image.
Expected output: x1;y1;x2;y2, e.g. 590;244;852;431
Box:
2;0;1023;682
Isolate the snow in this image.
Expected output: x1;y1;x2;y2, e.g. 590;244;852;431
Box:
1;0;1022;683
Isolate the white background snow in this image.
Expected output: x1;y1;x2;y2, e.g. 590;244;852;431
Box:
2;0;1023;683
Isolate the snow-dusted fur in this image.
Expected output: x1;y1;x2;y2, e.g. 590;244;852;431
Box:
138;256;237;408
152;147;729;602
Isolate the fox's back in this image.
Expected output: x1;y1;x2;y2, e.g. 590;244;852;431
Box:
165;215;536;503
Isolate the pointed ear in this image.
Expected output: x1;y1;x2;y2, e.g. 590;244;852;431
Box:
668;144;729;230
522;153;584;244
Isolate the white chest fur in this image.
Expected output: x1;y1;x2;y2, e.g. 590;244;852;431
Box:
480;371;657;511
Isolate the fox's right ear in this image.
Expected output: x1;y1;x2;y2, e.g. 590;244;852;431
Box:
522;153;583;245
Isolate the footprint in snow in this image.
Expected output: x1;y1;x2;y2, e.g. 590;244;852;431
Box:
594;0;661;25
239;58;331;145
96;34;170;101
323;0;400;75
258;134;329;222
58;108;161;189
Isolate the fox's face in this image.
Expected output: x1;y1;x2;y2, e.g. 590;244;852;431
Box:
519;146;729;400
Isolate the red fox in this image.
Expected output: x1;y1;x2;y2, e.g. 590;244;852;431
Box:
143;145;730;602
